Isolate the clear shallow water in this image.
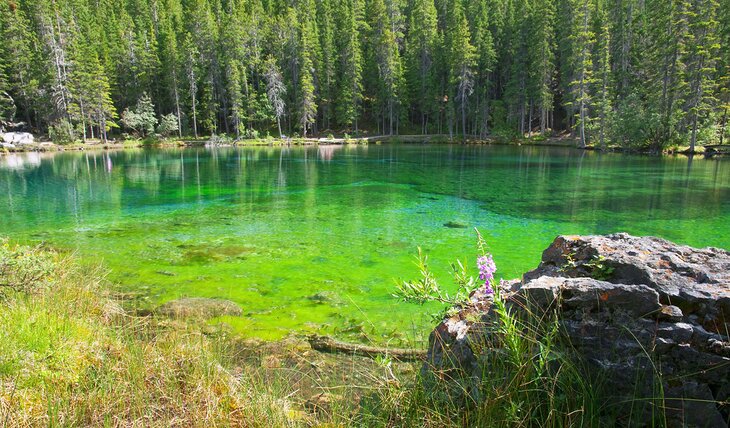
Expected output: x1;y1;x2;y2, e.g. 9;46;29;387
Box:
2;145;729;345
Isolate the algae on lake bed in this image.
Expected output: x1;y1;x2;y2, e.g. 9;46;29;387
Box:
1;145;729;345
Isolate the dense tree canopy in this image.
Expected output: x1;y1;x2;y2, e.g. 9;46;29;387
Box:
0;0;728;149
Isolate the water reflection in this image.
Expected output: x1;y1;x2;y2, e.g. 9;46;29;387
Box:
1;145;729;248
0;152;45;170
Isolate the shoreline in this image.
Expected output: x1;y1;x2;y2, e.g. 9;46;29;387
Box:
0;135;714;157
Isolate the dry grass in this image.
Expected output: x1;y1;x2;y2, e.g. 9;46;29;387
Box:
0;244;297;427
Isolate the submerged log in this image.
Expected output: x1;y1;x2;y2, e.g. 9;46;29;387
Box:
704;145;730;157
307;335;426;362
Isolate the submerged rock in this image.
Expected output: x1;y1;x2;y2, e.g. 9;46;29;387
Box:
156;297;242;319
426;234;730;427
443;221;468;229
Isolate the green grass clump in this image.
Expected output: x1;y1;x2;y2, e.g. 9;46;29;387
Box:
366;290;608;427
0;241;296;427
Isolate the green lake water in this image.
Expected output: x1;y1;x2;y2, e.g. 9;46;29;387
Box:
1;144;729;345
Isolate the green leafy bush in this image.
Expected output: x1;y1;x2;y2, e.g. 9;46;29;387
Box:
48;119;77;144
121;93;157;137
156;113;179;137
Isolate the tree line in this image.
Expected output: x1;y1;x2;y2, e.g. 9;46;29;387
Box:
0;0;728;150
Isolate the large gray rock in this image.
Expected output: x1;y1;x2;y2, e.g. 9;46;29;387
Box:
524;233;730;335
2;132;35;145
426;234;730;427
156;297;242;319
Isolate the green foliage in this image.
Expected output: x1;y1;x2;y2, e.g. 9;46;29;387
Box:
0;0;728;147
48;119;78;144
121;93;157;137
585;255;615;280
0;240;54;295
156;113;179;137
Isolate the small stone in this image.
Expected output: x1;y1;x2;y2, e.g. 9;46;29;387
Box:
654;337;676;354
657;305;684;322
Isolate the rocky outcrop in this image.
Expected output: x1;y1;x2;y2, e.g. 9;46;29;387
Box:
426;234;730;427
156;297;242;319
2;132;35;146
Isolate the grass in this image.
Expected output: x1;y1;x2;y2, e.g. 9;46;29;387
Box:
0;241;297;427
353;303;610;428
0;239;674;427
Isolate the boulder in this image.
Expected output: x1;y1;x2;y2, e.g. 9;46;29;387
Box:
156;297;242;319
524;233;730;335
425;234;730;427
2;132;35;146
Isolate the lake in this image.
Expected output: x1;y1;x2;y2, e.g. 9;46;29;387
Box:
2;144;729;345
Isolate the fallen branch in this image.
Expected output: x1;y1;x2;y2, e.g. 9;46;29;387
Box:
307;335;426;362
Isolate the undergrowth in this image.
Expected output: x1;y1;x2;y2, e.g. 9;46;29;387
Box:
0;237;671;427
0;240;296;427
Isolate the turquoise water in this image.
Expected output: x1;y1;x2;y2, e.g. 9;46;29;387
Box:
1;145;729;344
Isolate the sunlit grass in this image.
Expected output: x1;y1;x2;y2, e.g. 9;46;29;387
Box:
0;239;676;427
0;242;296;427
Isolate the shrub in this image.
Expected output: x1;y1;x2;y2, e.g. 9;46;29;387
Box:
121;93;157;137
0;239;54;295
48;119;77;144
241;128;260;140
208;133;233;145
156;113;179;137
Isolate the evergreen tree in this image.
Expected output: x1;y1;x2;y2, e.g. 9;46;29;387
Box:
405;0;438;134
334;0;364;132
569;0;596;147
367;0;404;135
469;0;496;137
1;0;728;149
298;4;318;137
591;1;612;147
264;55;286;137
445;0;476;138
683;0;721;151
527;0;556;134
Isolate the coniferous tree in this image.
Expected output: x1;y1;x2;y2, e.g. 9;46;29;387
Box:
569;0;596;147
334;0;364;132
445;0;476;137
405;0;438;134
298;3;318;137
367;0;404;135
264;55;286;137
684;0;721;151
1;0;728;150
469;0;496;137
591;2;612;147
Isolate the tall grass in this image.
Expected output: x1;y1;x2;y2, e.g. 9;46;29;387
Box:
372;232;670;428
0;241;297;427
353;296;612;427
0;238;674;427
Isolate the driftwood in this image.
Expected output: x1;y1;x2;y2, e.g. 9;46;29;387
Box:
704;145;730;156
307;335;426;362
